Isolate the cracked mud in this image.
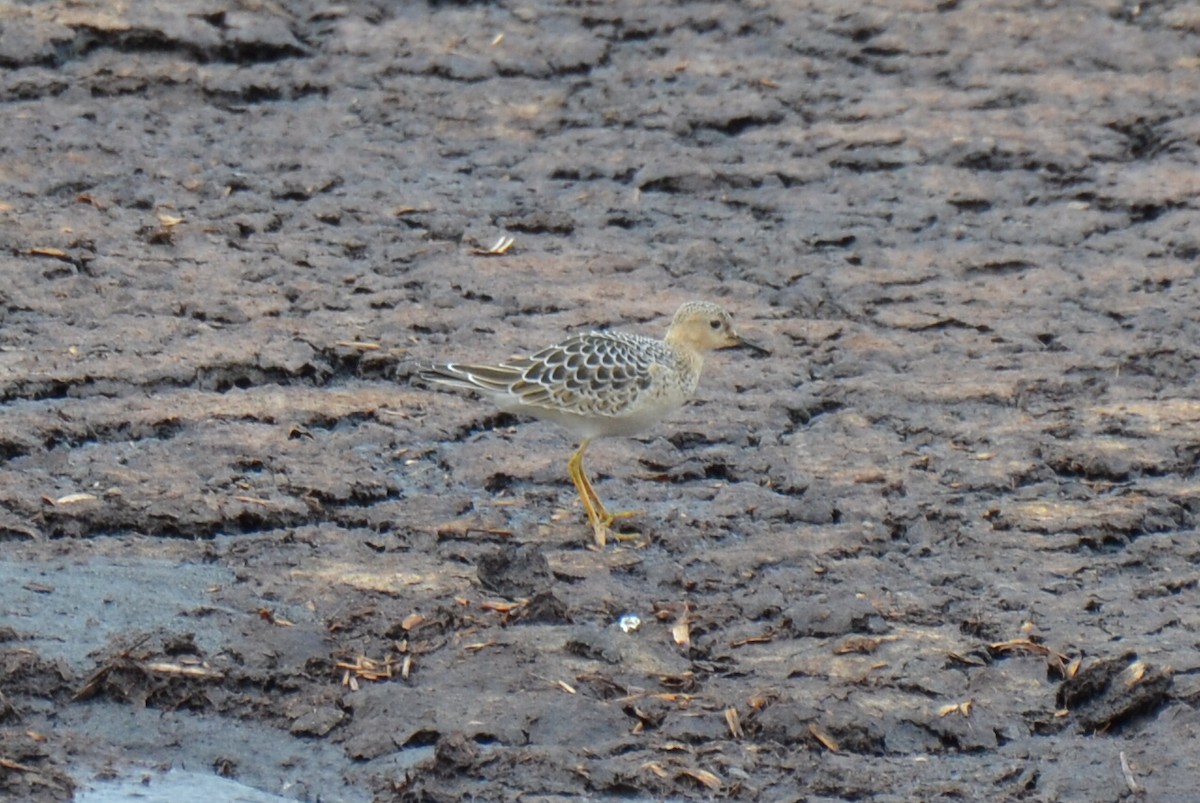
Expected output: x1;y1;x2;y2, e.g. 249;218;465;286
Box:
2;1;1200;801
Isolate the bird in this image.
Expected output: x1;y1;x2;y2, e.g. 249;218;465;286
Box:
417;301;767;547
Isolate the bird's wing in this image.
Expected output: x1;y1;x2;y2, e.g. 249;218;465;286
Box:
507;332;664;416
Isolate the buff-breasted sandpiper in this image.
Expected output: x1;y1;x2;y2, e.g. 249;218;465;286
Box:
418;301;767;547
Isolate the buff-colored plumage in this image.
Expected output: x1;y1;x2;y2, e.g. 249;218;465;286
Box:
419;301;766;546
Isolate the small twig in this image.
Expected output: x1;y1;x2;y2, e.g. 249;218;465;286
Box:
1119;751;1140;795
0;757;70;792
470;235;515;256
72;633;155;701
143;662;224;680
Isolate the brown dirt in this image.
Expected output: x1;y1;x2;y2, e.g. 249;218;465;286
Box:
2;1;1200;801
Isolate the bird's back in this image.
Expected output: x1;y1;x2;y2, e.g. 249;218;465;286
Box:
420;329;701;439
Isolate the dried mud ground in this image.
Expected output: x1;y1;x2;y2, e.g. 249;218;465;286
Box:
3;1;1200;801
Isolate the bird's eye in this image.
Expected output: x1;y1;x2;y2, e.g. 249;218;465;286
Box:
709;319;722;330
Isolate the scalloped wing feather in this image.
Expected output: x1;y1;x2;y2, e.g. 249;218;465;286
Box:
512;331;666;416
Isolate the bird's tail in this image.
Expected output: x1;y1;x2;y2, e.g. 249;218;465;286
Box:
417;363;524;395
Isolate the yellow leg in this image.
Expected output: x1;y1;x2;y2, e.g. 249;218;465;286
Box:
566;439;643;548
567;439;606;547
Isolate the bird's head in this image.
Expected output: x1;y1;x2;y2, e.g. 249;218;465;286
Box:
665;301;769;355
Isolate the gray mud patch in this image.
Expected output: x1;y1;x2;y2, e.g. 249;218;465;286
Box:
3;0;1200;801
2;555;238;668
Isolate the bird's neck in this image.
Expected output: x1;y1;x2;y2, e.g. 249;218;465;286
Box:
671;345;704;391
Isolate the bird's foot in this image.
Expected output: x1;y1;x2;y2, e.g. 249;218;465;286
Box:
590;509;647;549
590;521;610;549
612;529;650;548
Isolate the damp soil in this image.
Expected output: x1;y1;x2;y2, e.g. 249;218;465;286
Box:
3;1;1200;801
